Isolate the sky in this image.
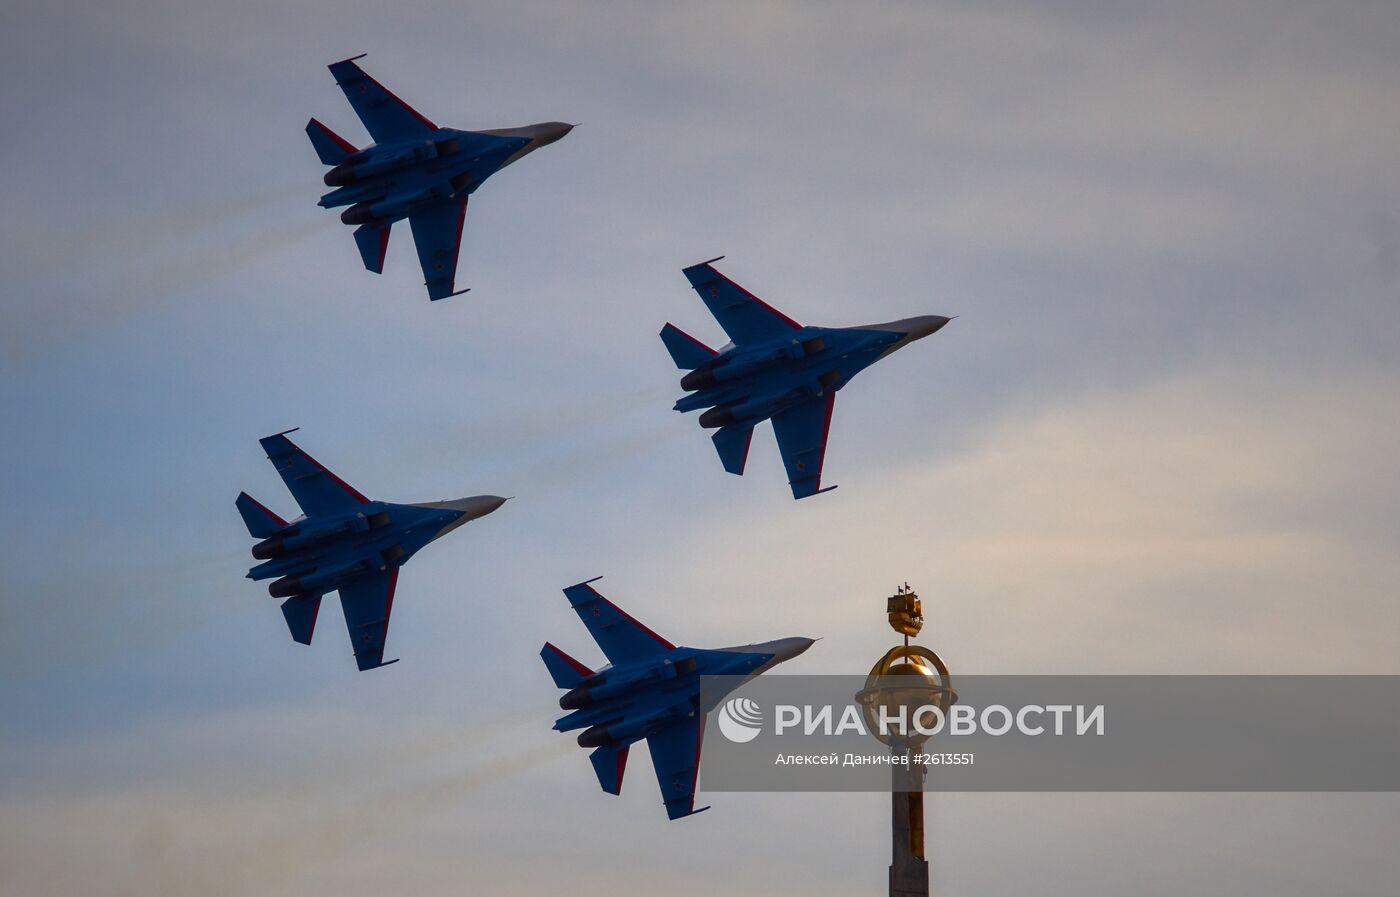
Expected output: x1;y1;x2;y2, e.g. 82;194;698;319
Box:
2;0;1398;894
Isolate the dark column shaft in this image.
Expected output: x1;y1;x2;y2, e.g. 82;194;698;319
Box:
889;744;929;897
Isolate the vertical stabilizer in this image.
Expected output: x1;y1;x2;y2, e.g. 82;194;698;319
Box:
305;118;358;164
353;223;391;274
660;323;717;370
281;594;322;645
589;744;629;795
541;642;593;688
711;425;754;476
237;492;286;538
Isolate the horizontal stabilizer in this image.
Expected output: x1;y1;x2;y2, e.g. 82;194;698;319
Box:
541;642;593;688
354;223;391;274
659;323;717;369
280;594;322;645
305;117;357;165
711;425;754;476
237;492;286;538
590;745;629;796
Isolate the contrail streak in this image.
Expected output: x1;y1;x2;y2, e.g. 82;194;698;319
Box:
135;738;572;897
2;183;319;364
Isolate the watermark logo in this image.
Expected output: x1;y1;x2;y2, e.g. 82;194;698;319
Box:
718;697;764;743
699;675;1400;792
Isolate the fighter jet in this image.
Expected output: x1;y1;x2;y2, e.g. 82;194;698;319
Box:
306;55;573;300
237;429;507;671
661;257;953;499
542;578;815;820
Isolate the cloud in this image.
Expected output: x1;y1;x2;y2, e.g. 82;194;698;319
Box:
0;706;571;897
639;356;1400;675
2;2;1399;895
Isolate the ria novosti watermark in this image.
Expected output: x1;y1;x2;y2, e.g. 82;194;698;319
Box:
699;675;1400;792
754;698;1105;740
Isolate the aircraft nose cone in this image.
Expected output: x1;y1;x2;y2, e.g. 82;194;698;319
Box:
905;315;953;341
477;495;509;516
773;637;817;663
432;495;508;520
533;121;574;147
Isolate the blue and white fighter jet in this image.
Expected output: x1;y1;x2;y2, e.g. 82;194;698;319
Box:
542;578;815;820
307;56;573;300
238;429;506;671
662;258;953;499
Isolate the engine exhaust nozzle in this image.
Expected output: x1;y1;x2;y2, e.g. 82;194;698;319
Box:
576;725;614;748
340;203;375;226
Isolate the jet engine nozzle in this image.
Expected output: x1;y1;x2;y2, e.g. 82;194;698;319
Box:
268;575;305;599
340;203;375;226
681;368;717;391
560;685;594;710
267;557;368;598
699;405;736;429
323;162;356;186
577;725;614;748
251;536;285;560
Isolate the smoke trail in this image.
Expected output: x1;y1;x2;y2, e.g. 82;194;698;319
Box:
2;184;319;364
113;217;322;303
0;712;576;897
489;420;688;498
404;377;686;496
0;540;252;681
129;738;573;897
368;740;575;820
417;383;675;457
13;181;305;271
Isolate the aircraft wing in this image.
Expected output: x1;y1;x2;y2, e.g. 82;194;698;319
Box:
646;713;709;820
681;258;801;345
770;393;837;499
259;431;369;517
327;57;438;144
409;197;469;300
338;568;400;672
563;579;675;665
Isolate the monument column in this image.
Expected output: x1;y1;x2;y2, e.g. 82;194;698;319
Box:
856;584;956;897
